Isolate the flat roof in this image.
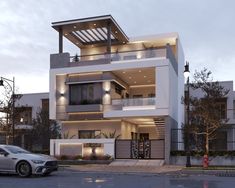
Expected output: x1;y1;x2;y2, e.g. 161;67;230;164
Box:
52;15;129;48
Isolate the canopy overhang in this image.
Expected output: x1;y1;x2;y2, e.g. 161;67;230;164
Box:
52;15;129;49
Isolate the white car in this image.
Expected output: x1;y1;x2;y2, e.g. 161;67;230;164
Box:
0;145;58;177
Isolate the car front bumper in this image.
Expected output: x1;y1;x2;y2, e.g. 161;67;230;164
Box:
34;161;58;175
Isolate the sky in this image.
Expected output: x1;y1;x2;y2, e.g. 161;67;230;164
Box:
0;0;235;94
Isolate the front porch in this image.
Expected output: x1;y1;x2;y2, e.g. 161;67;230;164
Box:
50;116;172;162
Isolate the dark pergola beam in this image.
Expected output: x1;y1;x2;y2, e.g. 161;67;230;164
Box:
70;32;84;46
90;29;104;41
83;29;98;42
80;30;94;42
96;28;107;40
106;21;111;54
74;31;90;43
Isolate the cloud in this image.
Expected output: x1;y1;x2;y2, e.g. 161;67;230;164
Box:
0;0;235;93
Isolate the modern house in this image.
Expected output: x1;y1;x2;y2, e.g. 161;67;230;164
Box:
49;15;185;164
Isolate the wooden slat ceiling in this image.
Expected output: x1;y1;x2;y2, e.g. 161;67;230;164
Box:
52;15;129;48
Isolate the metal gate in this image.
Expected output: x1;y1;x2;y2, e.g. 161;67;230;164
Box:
115;139;164;159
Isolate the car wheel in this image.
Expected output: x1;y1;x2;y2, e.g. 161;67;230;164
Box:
17;161;32;177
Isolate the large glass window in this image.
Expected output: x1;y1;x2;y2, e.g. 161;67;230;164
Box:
69;83;100;105
216;102;227;119
78;130;101;139
70;84;80;105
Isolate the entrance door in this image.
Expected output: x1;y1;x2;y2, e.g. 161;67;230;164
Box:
138;133;150;158
139;133;149;141
115;139;164;159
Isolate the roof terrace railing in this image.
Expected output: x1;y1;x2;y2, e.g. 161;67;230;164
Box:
69;47;167;63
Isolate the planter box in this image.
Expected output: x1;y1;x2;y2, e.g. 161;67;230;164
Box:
171;156;235;166
66;104;103;113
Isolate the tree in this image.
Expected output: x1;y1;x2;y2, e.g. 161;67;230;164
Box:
0;84;22;143
30;108;61;152
184;68;229;164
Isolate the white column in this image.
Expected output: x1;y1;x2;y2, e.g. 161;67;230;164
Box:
155;66;169;110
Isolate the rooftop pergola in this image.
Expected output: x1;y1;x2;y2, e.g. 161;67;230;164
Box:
52;15;129;53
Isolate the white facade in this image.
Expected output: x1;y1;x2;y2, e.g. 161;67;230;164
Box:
49;15;185;163
50;139;115;157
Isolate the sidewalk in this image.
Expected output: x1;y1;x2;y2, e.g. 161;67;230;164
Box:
61;164;183;174
60;164;235;177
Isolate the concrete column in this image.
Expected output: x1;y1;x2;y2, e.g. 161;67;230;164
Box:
155;66;169;109
106;21;111;54
59;27;63;53
164;117;171;164
21;134;25;148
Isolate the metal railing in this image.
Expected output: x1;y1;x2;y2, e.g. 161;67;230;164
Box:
70;48;166;63
171;128;235;151
112;97;155;107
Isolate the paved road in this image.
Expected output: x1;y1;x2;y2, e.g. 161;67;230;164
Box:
1;170;235;188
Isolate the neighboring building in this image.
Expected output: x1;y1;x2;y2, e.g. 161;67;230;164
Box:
14;92;49;148
15;92;49;126
186;81;235;151
49;15;185;163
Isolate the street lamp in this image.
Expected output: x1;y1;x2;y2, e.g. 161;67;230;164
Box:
184;61;191;167
0;76;15;145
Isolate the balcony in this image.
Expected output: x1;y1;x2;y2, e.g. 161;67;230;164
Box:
71;47;166;62
103;97;164;118
111;97;156;111
50;45;177;70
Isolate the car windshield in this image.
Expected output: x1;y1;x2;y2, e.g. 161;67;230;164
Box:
4;146;31;154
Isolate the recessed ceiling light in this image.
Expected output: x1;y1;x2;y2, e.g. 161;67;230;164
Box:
123;41;125;44
76;42;79;44
65;33;68;36
139;70;142;73
94;23;96;26
115;31;118;34
134;81;137;84
122;71;126;74
144;75;147;78
74;26;77;28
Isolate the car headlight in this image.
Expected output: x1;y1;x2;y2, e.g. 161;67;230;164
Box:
31;160;45;164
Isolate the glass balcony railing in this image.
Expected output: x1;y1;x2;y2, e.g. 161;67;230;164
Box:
111;97;156;110
51;44;177;69
70;48;166;63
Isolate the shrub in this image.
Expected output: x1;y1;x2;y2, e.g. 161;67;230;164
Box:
73;155;83;160
60;155;69;160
